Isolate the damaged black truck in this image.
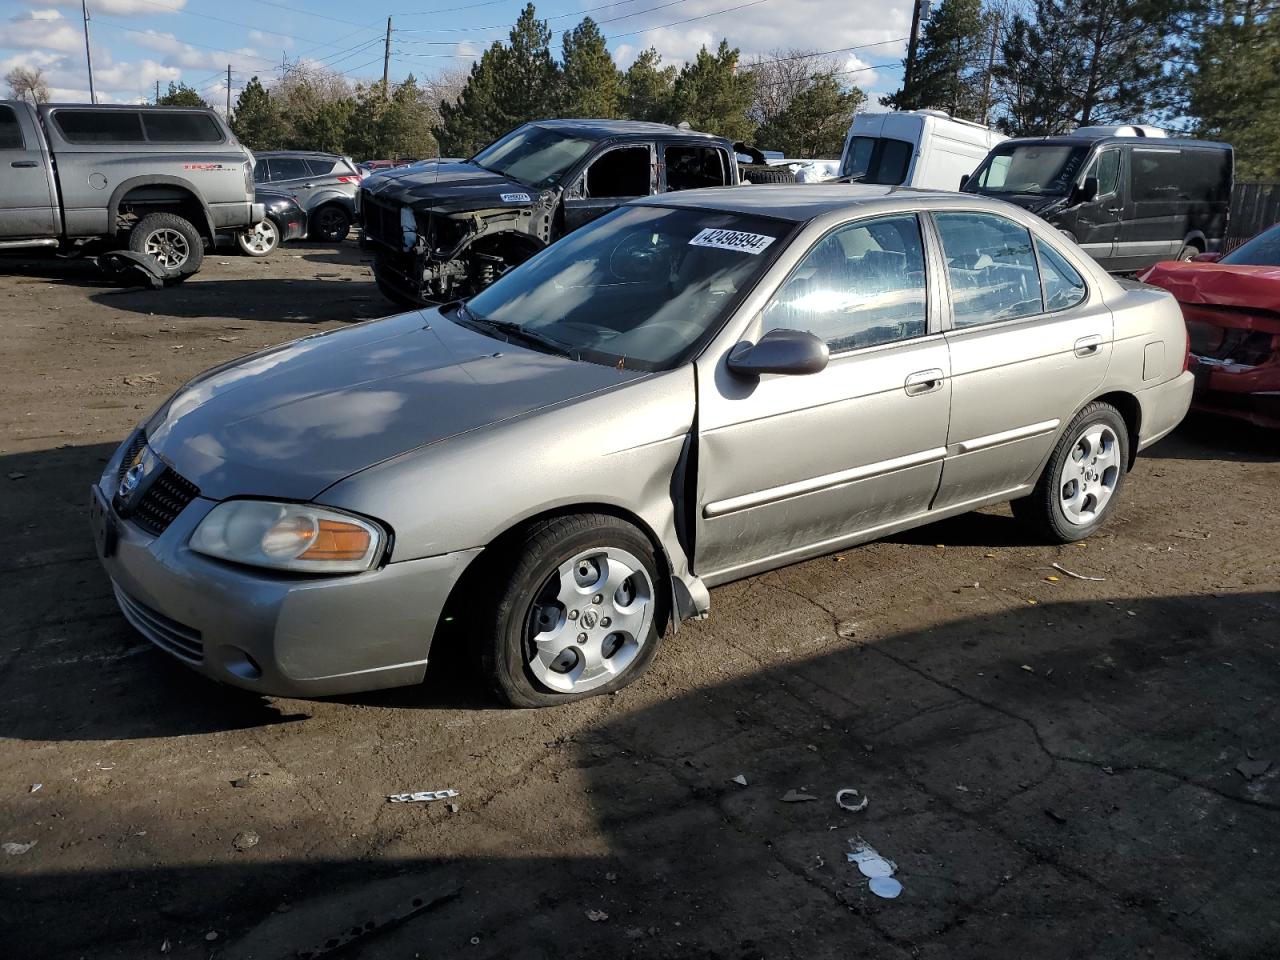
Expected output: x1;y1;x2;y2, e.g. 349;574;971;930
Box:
358;119;741;306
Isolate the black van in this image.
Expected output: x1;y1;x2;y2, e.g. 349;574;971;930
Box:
961;130;1233;273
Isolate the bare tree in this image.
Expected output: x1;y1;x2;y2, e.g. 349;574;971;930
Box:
6;66;50;104
748;49;844;128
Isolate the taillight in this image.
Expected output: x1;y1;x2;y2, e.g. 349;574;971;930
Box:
1183;326;1191;372
337;175;361;184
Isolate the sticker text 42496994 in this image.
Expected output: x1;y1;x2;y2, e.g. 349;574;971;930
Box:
688;228;777;255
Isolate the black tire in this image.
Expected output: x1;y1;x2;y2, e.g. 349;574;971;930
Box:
1175;243;1201;261
739;164;795;184
128;212;204;278
1012;401;1130;543
236;218;280;257
311;204;351;243
480;514;668;708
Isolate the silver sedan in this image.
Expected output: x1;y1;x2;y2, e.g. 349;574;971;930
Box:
91;186;1193;705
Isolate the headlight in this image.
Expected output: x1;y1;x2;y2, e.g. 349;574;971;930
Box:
190;501;385;574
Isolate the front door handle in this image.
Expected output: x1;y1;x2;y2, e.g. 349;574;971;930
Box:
904;368;945;396
11;160;38;168
1074;334;1104;357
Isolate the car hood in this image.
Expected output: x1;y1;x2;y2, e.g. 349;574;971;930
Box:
976;192;1065;215
1139;262;1280;313
144;310;645;502
363;159;542;212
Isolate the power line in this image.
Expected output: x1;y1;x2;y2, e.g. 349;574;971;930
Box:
94;0;371;51
605;0;770;41
397;0;694;39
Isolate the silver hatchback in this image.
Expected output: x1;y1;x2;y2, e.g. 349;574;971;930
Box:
92;186;1193;705
252;151;361;242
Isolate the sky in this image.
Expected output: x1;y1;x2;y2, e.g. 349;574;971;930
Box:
0;0;913;110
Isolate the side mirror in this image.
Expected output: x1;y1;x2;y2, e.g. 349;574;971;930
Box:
959;173;970;191
1193;251;1222;263
727;328;829;378
1075;176;1099;204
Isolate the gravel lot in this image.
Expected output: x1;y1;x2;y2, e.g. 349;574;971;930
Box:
1;242;1278;959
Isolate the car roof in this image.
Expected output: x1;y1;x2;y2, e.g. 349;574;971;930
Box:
994;134;1232;151
528;118;722;140
635;183;1015;222
256;150;345;158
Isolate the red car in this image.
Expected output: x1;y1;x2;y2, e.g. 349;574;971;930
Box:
1140;223;1280;428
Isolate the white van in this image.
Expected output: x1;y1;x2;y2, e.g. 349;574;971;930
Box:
837;110;1006;190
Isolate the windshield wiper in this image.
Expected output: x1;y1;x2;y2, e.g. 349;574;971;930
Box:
458;305;578;359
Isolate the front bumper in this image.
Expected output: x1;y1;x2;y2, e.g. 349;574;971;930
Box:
91;476;480;697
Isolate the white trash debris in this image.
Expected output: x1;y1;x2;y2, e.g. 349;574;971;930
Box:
730;774;748;786
835;788;869;812
868;876;903;899
388;789;460;803
3;841;36;855
29;783;42;793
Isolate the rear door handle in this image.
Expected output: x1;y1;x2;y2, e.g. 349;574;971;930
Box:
1074;334;1103;357
11;160;38;168
904;368;945;396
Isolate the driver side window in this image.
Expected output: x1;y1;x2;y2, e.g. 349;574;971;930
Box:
761;214;928;352
584;146;653;199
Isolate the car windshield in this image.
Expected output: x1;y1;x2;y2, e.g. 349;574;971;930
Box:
839;136;913;185
1221;224;1280;266
969;144;1090;196
471;125;595;188
459;205;794;371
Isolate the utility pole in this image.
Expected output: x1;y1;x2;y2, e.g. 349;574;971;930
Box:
902;0;923;104
155;79;160;103
980;12;1000;125
382;16;392;97
81;0;96;104
226;64;232;119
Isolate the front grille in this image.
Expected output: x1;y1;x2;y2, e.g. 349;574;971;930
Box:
113;584;204;663
116;432;146;486
362;194;402;247
130;467;200;537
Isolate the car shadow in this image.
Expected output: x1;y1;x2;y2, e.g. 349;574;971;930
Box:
1143;412;1279;462
884;505;1038;548
87;277;390;324
5;587;1277;958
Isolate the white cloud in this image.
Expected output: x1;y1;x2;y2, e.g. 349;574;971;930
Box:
33;0;188;17
248;29;292;49
120;27;263;71
0;10;85;53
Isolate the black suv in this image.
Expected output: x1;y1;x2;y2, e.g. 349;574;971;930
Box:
359;119;741;306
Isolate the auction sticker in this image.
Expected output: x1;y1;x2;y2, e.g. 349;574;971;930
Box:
689;228;776;254
501;192;532;203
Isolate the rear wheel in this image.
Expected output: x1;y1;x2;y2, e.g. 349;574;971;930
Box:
739;164;795;184
1175;242;1201;261
1012;401;1130;542
312;205;351;243
374;270;424;310
480;514;667;707
128;212;204;278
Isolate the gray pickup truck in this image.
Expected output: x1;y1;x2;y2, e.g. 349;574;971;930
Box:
0;101;262;281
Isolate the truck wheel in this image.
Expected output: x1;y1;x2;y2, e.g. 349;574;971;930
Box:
312;205;351;243
739;164;795;184
375;272;424;310
128;213;204;277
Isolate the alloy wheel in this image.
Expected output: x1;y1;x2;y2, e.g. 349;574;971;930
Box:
1058;424;1121;525
143;228;190;269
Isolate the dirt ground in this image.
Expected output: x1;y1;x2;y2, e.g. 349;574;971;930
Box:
1;241;1278;960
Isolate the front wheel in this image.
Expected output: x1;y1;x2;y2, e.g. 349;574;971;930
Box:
237;218;279;257
481;515;667;707
1012;402;1130;542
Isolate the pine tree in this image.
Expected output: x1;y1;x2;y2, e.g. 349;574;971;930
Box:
670;41;756;141
1184;0;1280;178
435;43;509;156
992;0;1181;135
560;18;620;117
230;77;283;150
756;75;865;157
620;48;676;123
157;81;207;108
884;0;988;119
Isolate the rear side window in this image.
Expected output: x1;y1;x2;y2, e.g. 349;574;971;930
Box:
1130;147;1229;203
267;157;311;181
762;214;928;352
54;110;145;143
0;106;23;149
665;145;729;190
1034;238;1087;311
305;157;338;176
142;111;223;143
934;212;1043;328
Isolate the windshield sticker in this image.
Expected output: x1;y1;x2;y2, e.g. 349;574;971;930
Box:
501;192;532;203
689;228;776;255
